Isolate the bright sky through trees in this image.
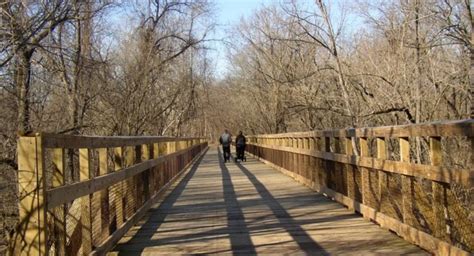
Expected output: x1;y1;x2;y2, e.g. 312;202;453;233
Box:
211;0;362;78
212;0;273;77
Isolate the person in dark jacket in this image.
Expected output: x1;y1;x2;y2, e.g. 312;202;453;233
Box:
235;131;246;162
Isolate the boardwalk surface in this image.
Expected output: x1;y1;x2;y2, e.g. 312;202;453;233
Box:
110;148;427;255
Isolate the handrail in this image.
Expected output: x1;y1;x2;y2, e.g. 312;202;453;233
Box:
245;119;473;255
248;119;474;138
12;133;208;256
40;133;199;148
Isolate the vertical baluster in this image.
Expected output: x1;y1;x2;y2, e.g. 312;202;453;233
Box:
345;137;355;210
400;137;415;229
141;144;150;203
148;144;155;198
359;137;370;215
173;140;178;176
307;137;311;185
276;138;281;167
292;138;300;176
79;148;92;254
113;147;124;228
283;138;287;170
308;137;315;189
96;148;109;245
135;145;143;209
376;137;387;213
334;137;341;153
166;140;174;183
322;137;330;189
333;137;342;192
312;137;320;191
290;137;295;176
161;142;168;186
124;146;135;219
52;148;66;255
303;137;307;181
268;138;272;163
296;138;301;179
153;143;160;195
293;138;298;177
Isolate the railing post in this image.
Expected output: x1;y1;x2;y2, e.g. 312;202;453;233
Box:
16;135;47;255
430;137;449;241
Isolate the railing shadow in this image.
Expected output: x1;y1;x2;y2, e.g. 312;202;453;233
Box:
234;160;328;255
217;148;257;255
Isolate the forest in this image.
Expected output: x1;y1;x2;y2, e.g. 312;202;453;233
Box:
0;0;472;252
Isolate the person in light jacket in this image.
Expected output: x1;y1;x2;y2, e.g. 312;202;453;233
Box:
219;129;232;162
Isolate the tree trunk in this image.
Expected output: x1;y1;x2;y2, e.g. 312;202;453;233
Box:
470;2;474;119
317;0;355;127
15;49;33;135
414;0;422;163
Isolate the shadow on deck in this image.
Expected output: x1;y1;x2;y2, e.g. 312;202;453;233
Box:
110;148;427;255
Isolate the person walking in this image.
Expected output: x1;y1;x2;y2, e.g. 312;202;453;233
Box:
235;131;246;162
219;129;232;162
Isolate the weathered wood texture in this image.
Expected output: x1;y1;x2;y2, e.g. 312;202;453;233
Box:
110;148;427;255
13;133;207;256
246;119;473;255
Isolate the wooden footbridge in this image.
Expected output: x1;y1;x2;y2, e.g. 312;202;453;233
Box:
9;120;474;255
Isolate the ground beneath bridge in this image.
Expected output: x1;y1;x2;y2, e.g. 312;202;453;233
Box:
110;148;426;255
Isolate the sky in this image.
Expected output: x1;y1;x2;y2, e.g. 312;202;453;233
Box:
107;0;364;79
107;0;274;78
210;0;363;78
211;0;274;78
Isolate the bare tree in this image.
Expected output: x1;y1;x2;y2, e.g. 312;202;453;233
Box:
0;0;76;134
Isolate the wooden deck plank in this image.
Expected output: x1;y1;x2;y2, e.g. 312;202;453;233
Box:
109;148;427;255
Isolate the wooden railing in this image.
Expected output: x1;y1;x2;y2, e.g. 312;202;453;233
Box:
245;119;473;255
12;133;208;255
